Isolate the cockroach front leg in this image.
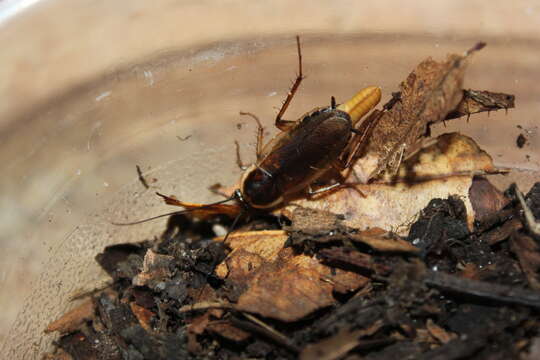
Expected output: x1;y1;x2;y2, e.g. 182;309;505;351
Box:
234;140;249;170
235;111;264;170
275;35;304;132
239;111;264;161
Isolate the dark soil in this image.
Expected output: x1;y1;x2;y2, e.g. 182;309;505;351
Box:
45;182;540;360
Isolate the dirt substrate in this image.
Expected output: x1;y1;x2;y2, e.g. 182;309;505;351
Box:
41;181;540;360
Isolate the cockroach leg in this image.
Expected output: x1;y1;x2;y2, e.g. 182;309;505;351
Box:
275;35;304;132
339;103;390;171
515;185;540;237
308;182;366;198
239;111;264;160
234;140;249;170
307;183;345;196
208;183;230;198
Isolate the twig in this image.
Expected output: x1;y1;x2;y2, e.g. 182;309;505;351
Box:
231;315;300;354
425;270;540;309
178;301;233;313
136;165;150;189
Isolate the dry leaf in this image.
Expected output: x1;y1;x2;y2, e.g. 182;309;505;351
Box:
206;322;251;342
459;263;481;280
282;133;495;235
426;319;456;344
445;89;515;120
42;349;74;360
215;231;369;322
510;233;540;290
318;248;374;270
188;313;211;335
349;228;420;254
354;49;475;182
482;218;522;245
318;247;392;276
523;338;540;360
235;247;368;321
469;177;509;224
215;230;286;278
132;249;174;287
45;299;95;334
300;321;383;360
130;302;155;332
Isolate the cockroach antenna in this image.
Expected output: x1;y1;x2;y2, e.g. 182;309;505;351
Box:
111;192;239;226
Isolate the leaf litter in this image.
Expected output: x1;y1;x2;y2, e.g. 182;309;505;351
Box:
42;44;540;360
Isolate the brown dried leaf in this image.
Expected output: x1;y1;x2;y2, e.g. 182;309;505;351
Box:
355;49;475;182
132;249;174;287
523;338;540;360
216;231;369;322
215;230;285;278
349;228;420;254
188;313;211;335
469;177;509;224
426;319;456;344
459;263;481;280
129;302;155;332
285;207;344;234
42;349;74;360
445;89;515;120
283;133;494;235
206;321;251;342
45;299;95;334
318;247;376;271
300;320;383;360
510;233;540;290
482;218;522;245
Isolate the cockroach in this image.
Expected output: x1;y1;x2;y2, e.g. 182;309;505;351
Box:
115;36;382;229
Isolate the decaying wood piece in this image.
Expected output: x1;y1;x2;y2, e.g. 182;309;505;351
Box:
445;89;515;120
424;270;540;309
354;45;484;183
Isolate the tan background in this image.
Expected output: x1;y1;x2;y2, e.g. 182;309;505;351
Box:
0;0;539;357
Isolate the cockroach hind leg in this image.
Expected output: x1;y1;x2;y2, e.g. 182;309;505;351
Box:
274;36;304;131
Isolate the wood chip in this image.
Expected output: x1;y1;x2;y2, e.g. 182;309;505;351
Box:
45;299;95;334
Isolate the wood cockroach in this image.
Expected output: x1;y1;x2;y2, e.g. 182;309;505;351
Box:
116;36;382;228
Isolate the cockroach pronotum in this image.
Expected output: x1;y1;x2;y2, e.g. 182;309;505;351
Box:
116;36;382;231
